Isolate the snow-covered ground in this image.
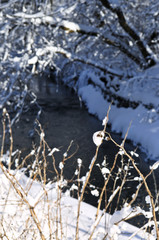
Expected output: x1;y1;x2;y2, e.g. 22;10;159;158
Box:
0;165;155;240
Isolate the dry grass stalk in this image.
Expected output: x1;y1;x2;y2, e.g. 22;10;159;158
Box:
0;110;46;240
75;105;111;239
0;108;158;239
106;131;159;239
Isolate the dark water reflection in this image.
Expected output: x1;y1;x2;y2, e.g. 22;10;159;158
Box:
3;75;159;224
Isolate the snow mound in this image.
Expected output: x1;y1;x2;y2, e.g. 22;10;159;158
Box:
0;167;155;239
76;67;159;160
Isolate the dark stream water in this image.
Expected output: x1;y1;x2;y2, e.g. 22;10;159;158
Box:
1;75;159;227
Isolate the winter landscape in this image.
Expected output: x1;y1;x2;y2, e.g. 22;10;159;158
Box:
0;0;159;239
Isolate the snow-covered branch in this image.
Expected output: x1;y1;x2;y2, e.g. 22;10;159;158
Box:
99;0;157;68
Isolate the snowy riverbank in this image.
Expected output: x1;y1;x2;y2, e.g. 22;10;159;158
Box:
71;64;159;161
0;164;155;240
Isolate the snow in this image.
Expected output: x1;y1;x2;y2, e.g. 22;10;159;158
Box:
28;56;38;65
117;65;159;106
101;167;110;175
59;20;97;33
92;130;105;146
150;161;159;170
0;167;154;239
14;11;46;19
77;158;82;167
76;67;159;160
48;147;60;156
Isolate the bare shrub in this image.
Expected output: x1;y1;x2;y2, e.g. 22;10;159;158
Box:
0;109;158;239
